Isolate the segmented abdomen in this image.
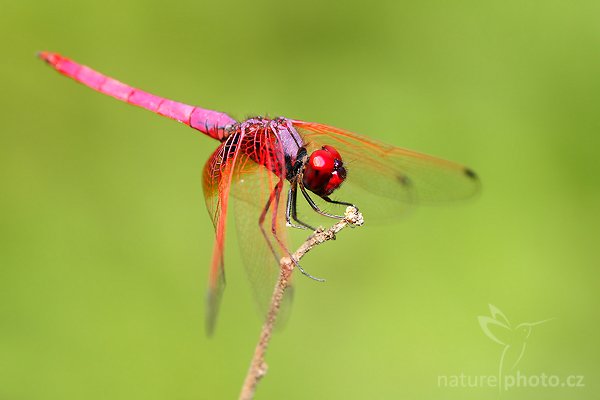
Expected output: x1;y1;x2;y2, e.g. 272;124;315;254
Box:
39;52;236;141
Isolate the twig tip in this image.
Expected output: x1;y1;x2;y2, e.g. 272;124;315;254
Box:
344;206;364;226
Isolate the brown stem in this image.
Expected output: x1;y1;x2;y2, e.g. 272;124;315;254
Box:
239;207;364;400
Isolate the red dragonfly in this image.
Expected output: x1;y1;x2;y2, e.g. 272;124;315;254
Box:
39;52;479;333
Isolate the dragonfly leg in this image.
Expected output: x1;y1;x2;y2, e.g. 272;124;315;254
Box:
321;196;358;210
293;262;326;282
298;180;345;219
257;180;285;266
261;178;325;282
285;180;316;230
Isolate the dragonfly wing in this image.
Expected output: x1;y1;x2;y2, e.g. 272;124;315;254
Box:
231;161;290;318
202;133;245;335
292;120;480;221
230;129;292;321
204;125;293;331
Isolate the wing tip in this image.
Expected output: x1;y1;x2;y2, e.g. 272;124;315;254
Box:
205;264;226;337
463;167;482;200
205;288;222;337
396;174;413;188
464;167;478;181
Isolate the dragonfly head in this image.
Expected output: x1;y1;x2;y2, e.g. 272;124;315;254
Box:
303;145;347;196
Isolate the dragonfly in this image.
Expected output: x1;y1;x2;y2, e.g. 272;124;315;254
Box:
39;52;479;334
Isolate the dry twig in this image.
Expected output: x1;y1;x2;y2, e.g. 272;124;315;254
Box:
239;207;364;400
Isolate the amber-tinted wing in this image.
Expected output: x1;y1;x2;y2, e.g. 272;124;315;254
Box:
202;133;245;335
292;120;479;221
231;161;290;317
230;125;292;322
202;125;293;333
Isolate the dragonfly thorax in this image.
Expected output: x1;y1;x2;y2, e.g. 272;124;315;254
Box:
232;117;347;196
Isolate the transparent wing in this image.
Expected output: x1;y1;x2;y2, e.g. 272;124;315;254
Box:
204;123;294;330
232;160;291;318
230;126;293;321
292;120;480;222
202;133;245;335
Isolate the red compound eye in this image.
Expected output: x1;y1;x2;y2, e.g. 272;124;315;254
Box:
322;145;342;161
303;145;346;196
322;168;346;195
310;150;335;172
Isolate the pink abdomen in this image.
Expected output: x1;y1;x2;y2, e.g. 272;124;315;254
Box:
39;52;236;141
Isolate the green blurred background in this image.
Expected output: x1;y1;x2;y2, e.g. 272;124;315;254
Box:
1;0;598;399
